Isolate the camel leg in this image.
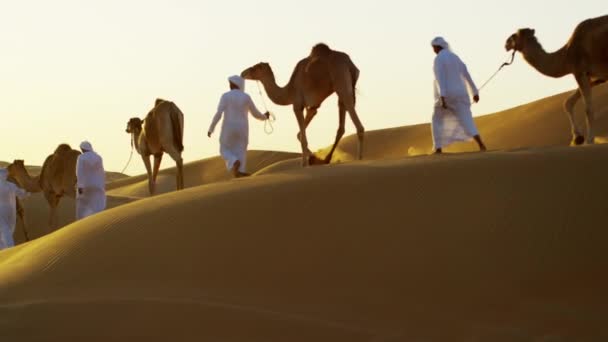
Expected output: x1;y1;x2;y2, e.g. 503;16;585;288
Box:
563;90;584;145
16;199;29;242
165;147;184;191
324;103;347;164
46;193;60;231
152;153;163;184
339;92;365;160
293;105;310;166
142;155;154;195
574;74;595;144
297;107;318;155
176;158;184;190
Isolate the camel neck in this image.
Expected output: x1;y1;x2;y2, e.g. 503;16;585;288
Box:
13;169;41;192
259;72;293;106
522;40;571;78
131;131;142;153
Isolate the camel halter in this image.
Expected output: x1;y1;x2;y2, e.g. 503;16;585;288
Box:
256;81;276;135
477;50;516;92
121;133;135;174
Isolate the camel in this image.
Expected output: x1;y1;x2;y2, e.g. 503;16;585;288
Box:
241;43;364;166
125;98;184;195
8;144;80;229
505;16;608;145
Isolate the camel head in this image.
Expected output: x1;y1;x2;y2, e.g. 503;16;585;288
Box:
505;28;536;52
126;117;143;134
7;160;26;181
6;159;25;177
241;63;272;81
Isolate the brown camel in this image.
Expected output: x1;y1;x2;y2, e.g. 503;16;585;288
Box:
8;144;80;229
241;43;364;166
125;98;184;195
505;16;608;145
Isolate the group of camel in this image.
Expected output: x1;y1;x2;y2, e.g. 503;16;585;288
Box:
6;16;608;238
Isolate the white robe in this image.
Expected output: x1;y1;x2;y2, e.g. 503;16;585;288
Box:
208;89;267;173
0;180;28;250
432;49;480;149
76;151;106;220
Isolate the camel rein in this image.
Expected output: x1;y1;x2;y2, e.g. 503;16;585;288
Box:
120;134;135;174
477;50;516;92
256;81;276;135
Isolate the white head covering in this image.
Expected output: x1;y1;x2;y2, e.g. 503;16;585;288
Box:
431;37;450;50
228;75;245;91
80;141;93;152
0;168;8;181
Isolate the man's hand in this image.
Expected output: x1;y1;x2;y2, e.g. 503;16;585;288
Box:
441;96;447;109
473;94;480;103
78;188;83;195
207;131;212;138
264;112;270;119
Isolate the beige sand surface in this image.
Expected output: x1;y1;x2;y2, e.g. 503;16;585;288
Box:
1;86;607;341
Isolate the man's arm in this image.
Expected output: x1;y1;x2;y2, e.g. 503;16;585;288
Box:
462;63;479;103
208;95;226;137
434;56;449;108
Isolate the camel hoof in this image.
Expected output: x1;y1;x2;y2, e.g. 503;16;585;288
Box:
572;136;585;146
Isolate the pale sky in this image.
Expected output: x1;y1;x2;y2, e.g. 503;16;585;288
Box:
1;1;605;174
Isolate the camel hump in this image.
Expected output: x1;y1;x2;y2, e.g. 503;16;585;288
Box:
155;98;169;107
310;43;332;58
54;144;73;155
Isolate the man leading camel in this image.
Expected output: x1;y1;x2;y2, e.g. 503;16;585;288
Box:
76;141;106;220
208;75;270;178
431;37;486;154
0;168;29;250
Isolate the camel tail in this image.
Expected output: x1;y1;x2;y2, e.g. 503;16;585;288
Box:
170;103;184;153
350;59;360;105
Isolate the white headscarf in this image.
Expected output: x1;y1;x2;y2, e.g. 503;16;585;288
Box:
431;37;450;50
80;141;93;152
0;168;8;181
228;75;245;91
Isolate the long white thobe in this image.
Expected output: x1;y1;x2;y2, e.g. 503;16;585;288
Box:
76;151;106;220
432;49;480;149
0;180;28;250
208;89;267;173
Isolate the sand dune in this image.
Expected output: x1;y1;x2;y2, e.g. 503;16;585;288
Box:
107;150;298;198
1;87;608;341
8;152;297;241
13;194;136;245
313;83;608;162
1;144;608;341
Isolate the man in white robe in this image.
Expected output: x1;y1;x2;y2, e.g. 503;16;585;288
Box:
76;141;106;220
208;75;270;177
0;168;29;250
431;37;487;154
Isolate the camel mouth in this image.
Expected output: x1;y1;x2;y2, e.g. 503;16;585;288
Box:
240;69;252;79
505;40;517;52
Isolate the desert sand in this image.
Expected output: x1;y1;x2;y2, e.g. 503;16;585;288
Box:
1;84;607;341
